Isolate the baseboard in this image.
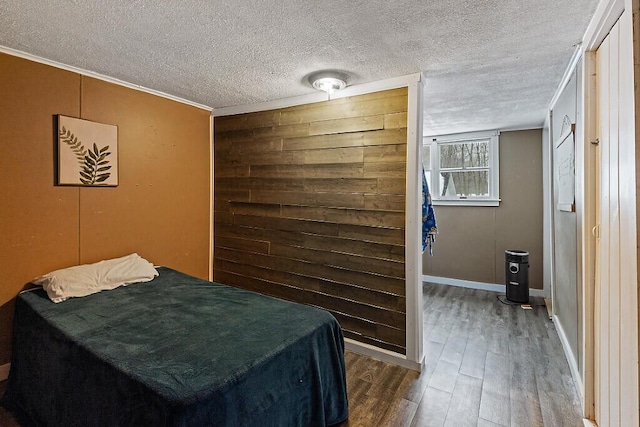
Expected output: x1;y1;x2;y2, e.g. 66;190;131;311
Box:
553;314;584;404
344;338;424;372
0;363;10;381
422;275;547;298
583;419;597;427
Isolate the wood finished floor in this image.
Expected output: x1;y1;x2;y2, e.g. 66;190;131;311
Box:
0;283;582;426
339;283;582;427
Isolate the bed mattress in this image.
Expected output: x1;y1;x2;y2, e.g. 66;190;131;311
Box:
2;267;348;426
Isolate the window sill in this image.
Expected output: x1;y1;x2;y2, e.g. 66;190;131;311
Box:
432;199;501;207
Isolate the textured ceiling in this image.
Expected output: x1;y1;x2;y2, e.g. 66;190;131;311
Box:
0;0;599;135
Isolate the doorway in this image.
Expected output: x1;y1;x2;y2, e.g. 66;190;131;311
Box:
591;8;639;426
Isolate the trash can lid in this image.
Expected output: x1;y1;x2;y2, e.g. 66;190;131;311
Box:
505;249;529;256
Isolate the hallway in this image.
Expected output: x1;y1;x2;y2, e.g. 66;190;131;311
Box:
343;283;582;426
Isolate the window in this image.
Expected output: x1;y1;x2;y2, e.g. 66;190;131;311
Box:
423;130;500;206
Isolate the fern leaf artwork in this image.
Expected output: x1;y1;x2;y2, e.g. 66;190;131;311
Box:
80;143;112;185
58;126;87;165
57;115;118;186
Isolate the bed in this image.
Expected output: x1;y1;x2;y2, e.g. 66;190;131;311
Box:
2;267;348;426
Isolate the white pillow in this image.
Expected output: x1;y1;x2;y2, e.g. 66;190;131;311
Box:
32;253;159;303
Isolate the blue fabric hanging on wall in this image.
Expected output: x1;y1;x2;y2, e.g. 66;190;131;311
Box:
422;168;437;255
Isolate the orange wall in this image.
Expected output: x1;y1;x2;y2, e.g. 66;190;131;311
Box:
0;53;211;364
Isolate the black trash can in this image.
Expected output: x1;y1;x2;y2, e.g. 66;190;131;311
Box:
505;250;529;303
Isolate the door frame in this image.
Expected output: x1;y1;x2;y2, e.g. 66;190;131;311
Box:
581;0;630;422
547;48;584;404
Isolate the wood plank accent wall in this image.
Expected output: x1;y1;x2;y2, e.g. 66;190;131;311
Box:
214;88;408;354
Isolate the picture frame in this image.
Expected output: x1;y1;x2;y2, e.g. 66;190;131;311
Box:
57;115;118;186
554;115;575;212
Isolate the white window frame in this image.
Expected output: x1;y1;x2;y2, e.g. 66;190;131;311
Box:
424;130;500;206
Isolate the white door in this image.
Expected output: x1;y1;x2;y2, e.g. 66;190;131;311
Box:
594;8;639;427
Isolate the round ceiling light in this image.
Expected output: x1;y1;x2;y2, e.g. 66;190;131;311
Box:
309;71;348;94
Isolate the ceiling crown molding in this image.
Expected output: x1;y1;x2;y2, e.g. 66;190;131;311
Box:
0;45;213;111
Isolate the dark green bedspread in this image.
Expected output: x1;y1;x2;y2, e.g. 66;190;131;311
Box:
2;267;348;426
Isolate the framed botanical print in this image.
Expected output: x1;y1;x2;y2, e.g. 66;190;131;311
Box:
57;115;118;186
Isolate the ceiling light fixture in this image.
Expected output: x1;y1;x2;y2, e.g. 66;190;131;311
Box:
309;71;348;94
